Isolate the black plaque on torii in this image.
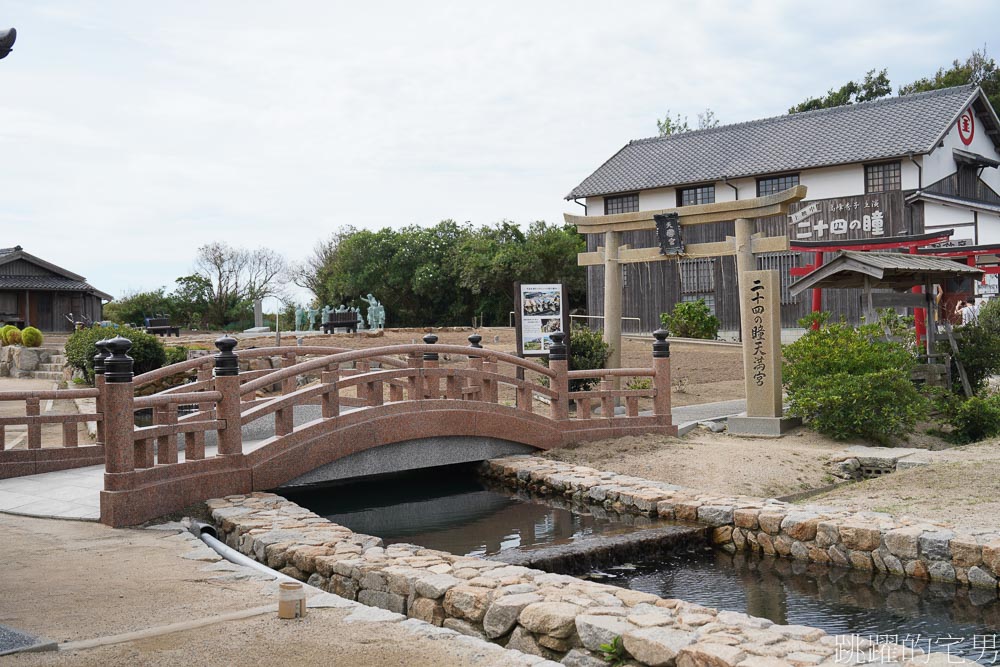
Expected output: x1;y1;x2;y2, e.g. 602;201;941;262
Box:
654;212;684;255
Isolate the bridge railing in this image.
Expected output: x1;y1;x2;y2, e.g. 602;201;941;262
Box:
91;329;672;527
0;385;103;478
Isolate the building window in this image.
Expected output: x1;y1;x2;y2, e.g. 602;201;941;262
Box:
757;174;800;197
677;185;715;207
756;252;800;305
865;161;901;193
604;193;639;215
679;258;716;313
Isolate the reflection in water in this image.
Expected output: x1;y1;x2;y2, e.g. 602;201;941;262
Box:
599;551;1000;665
282;463;673;557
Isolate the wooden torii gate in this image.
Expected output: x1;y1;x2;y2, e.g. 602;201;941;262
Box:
564;186;807;434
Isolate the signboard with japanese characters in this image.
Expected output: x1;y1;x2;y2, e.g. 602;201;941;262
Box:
785;193;904;242
740;270;783;418
515;283;569;357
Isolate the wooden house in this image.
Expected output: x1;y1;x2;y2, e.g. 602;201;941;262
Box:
566;85;1000;330
0;246;111;332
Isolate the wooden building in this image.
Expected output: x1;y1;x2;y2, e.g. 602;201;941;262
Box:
0;246;111;332
566;85;1000;330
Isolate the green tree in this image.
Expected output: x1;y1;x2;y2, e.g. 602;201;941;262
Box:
656;108;720;136
103;289;173;326
789;69;891;113
899;47;1000;111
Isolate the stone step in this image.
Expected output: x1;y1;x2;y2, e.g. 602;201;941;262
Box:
38;363;64;372
30;371;64;381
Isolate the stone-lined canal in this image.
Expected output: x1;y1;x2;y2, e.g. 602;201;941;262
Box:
282;465;1000;664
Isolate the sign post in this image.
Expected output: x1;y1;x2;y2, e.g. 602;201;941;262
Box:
515;282;570;358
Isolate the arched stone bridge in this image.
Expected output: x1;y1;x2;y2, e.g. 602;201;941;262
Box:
0;332;675;527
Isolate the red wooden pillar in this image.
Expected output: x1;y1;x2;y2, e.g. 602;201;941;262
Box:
911;246;926;347
810;251;823;330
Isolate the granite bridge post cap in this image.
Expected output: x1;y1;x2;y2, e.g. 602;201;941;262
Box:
214;335;240;376
467;333;483;349
652;329;671;358
93;338;112;375
422;333;439;361
548;331;568;361
104;336;134;383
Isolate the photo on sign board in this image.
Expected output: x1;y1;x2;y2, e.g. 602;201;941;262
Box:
540;318;560;333
523;337;543;351
522;290;561;317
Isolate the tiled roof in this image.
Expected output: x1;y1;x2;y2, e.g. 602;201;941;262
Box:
0;275;105;293
567;85;979;199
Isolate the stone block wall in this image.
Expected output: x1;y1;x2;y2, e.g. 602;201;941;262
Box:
481;457;1000;591
210;492;962;667
0;345;58;378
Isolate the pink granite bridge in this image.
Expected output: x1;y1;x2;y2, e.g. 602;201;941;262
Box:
0;332;675;527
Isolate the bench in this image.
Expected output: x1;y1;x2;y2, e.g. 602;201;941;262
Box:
322;312;362;334
144;317;180;337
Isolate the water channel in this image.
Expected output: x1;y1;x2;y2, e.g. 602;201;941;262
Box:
283;464;1000;664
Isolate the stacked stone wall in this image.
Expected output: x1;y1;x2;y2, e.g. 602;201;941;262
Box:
481;457;1000;591
210;492;965;667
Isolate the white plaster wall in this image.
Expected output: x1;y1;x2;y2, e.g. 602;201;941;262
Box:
797;164;864;199
923;202;977;241
640;187;678;210
976;211;1000;245
922;104;1000;192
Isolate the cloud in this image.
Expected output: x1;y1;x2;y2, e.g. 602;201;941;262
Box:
2;0;997;302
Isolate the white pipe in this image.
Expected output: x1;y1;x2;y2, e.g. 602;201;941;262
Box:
190;521;313;588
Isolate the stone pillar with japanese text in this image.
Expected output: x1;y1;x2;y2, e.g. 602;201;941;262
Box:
741;270;782;417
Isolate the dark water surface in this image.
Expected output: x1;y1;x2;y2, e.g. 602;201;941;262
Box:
283;463;673;557
284;465;1000;664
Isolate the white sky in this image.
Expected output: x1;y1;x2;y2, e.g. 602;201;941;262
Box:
2;1;998;308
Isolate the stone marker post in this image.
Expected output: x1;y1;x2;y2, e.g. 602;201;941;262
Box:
422;334;439;400
253;298;264;329
651;329;673;427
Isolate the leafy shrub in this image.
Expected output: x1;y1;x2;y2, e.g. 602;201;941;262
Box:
2;326;21;346
659;299;719;339
977;297;1000;335
537;325;611;391
941;323;1000;395
784;316;926;444
946;394;1000;444
567;324;611;391
20;327;43;347
65;327;167;383
164;346;188;366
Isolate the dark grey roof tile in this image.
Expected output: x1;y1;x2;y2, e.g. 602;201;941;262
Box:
567;86;977;199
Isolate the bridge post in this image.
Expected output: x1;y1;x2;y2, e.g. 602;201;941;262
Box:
422;334;439;399
467;334;483;400
406;351;423;401
213;336;244;456
93;339;111;445
275;351;295;436
548;332;569;421
321;367;340;418
102;336;135;476
186;365;212;460
652;329;672;422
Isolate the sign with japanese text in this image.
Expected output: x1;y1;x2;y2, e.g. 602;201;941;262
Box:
740;270;783;418
517;283;566;357
785;194;902;242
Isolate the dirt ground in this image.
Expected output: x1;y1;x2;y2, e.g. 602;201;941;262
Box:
1;514;545;667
